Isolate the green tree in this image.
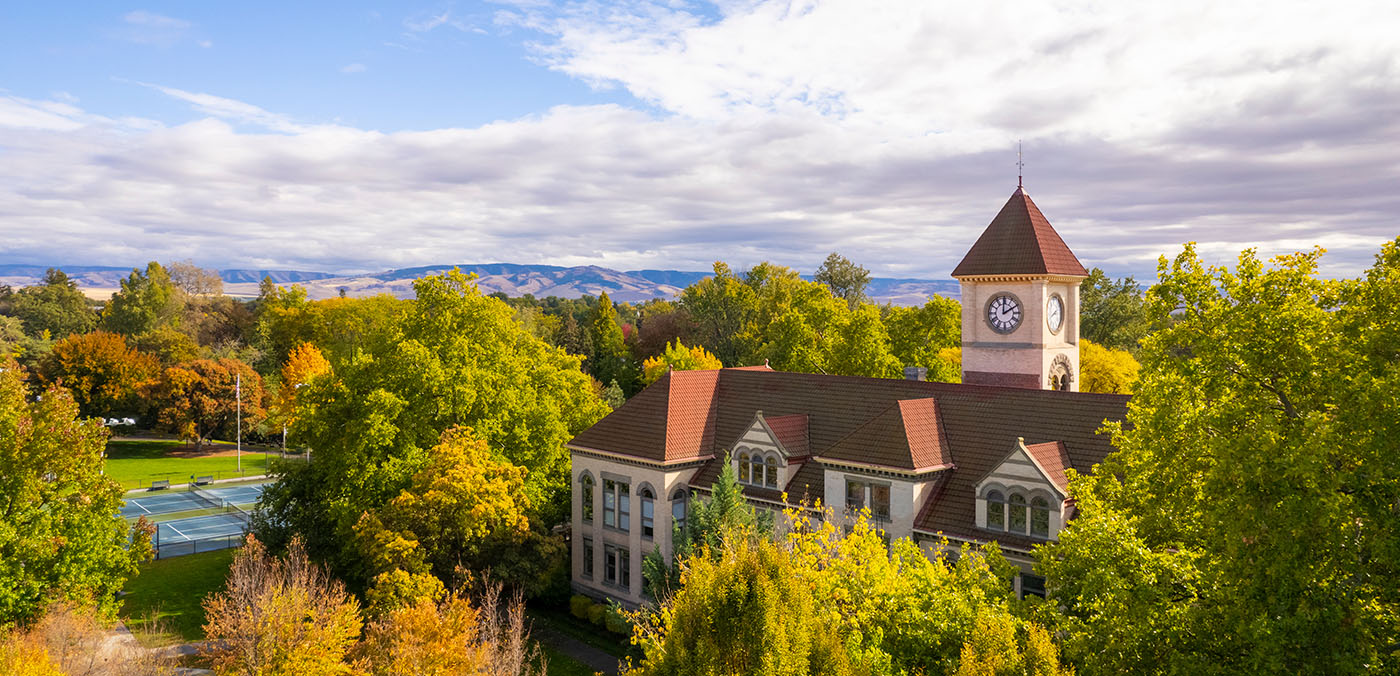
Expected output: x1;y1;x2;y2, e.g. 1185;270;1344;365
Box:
886;295;962;376
7;269;96;339
642;455;773;599
252;283;406;376
827;303;902;378
680;262;757;367
255;270;609;588
0;360;153;624
814;252;872;310
588;292;635;391
1079;268;1149;352
102;262;184;337
1039;241;1400;674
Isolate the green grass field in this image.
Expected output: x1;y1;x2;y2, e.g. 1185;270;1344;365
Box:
539;644;598;676
119;548;235;646
105;438;273;490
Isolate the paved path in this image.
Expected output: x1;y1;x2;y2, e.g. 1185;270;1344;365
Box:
532;623;622;675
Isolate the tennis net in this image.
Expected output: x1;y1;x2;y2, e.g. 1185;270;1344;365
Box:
189;486;225;510
227;503;252;526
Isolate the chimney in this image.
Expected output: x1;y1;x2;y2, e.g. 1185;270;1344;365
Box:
903;366;927;382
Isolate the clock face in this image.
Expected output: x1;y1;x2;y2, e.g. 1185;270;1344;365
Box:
986;294;1022;333
1047;295;1064;333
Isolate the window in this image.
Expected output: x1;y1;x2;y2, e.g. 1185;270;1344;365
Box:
737;451;751;483
1030;496;1050;538
1021;574;1046;599
640;486;655;539
987;491;1005;530
765;455;779;488
603;478;630;531
605;545;618;585
620;548;631;589
580;474;594;523
845;478;891;521
582;537;594;579
671;488;687;533
1008;493;1028;534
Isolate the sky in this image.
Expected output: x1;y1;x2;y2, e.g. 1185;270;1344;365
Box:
1;1;1397;280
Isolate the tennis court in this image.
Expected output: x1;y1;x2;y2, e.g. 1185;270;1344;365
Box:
155;512;249;544
121;483;267;519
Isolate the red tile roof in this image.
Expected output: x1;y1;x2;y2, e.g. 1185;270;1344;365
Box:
951;187;1089;278
823;398;952;471
1024;440;1072;492
570;367;1128;551
764;414;809;457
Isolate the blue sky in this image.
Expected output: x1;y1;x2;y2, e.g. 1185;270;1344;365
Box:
1;1;1397;280
0;2;636;130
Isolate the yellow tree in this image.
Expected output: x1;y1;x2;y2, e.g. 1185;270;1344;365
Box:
276;341;331;434
641;340;723;384
202;535;361;676
354;427;553;598
357;586;545;676
1078;339;1140;394
39;330;158;418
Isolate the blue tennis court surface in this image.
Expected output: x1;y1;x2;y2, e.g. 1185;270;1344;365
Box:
156;512;249;544
121;483;268;519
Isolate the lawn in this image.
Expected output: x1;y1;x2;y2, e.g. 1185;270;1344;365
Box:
119;548;235;646
105;438;274;490
540;644;600;676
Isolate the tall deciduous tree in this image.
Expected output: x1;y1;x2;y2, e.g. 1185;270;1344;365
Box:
102;262;185;338
143;359;265;449
1039;241;1400;674
274;342;331;432
255;271;608;586
0;361;152;624
167;260;223;297
886;295;962;377
641;340;723;385
354;427;560;598
681;262;757;367
1079;267;1149;352
814;252;872;310
7;269;96;339
39;331;159;418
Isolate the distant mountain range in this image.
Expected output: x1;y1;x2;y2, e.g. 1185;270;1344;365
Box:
0;263;959;306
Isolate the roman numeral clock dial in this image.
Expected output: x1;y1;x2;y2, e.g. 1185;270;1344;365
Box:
986;294;1022;333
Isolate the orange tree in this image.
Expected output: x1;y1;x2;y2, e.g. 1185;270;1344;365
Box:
39;331;158;418
144;358;265;449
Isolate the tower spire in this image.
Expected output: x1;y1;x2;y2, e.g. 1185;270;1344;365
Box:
1017;140;1024;188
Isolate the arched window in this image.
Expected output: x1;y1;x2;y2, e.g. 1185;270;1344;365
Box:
640;485;656;539
986;490;1005;530
764;455;779;488
670;488;688;533
1008;493;1028;534
580;474;594;523
1030;496;1051;538
737;451;751;483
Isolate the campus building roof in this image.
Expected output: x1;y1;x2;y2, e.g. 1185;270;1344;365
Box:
951;186;1089;278
569;367;1128;551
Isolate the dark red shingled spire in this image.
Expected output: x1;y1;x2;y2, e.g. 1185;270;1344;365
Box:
950;187;1089;278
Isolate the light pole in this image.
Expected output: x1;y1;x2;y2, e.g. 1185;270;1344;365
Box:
236;371;242;474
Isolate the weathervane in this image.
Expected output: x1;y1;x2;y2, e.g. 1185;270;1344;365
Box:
1017;140;1024;188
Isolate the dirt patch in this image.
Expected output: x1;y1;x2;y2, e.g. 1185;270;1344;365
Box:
166;445;254;458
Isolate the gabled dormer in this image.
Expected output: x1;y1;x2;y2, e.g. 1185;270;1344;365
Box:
731;411;808;490
974;437;1073;540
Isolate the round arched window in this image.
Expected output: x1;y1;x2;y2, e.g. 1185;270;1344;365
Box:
1008;493;1028;533
765;455;779;488
986;490;1006;531
1030;496;1051;538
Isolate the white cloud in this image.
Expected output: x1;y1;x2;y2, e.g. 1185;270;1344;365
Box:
3;1;1398;280
341;63;367;74
115;10;197;47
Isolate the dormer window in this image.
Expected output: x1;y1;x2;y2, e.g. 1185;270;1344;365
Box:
975;438;1072;540
1008;493;1027;533
1031;496;1050;537
736;449;781;488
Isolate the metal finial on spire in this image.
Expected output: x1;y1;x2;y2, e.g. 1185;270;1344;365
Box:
1017;140;1024;188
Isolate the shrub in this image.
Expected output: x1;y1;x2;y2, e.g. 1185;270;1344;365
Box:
569;595;593;621
586;602;606;626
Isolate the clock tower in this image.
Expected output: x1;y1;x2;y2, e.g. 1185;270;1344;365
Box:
951;185;1088;391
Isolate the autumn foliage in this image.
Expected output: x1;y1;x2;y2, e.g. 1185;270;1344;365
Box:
641;339;723;384
142;358;265;448
38;331;158;418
